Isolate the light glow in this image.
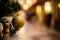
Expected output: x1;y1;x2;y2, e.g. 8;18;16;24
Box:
44;1;52;14
18;0;37;10
23;4;29;10
26;0;32;4
45;5;51;13
58;3;60;8
36;5;43;22
36;5;41;14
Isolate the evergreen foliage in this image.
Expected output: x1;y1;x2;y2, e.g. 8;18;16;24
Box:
0;0;21;17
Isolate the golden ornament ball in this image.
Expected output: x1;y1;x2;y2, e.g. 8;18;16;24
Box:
12;14;24;29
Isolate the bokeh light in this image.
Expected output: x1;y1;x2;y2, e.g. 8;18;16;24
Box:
58;3;60;8
44;1;52;14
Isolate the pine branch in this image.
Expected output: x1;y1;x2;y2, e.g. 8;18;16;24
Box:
0;0;21;17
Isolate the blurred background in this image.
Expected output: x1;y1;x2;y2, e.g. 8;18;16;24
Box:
0;0;60;40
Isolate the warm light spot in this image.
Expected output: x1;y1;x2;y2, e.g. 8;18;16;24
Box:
58;3;60;8
6;29;10;33
5;23;10;26
36;5;41;14
44;1;52;14
36;5;43;22
23;4;29;10
6;34;10;37
45;5;51;13
18;0;37;10
26;0;32;4
45;1;52;6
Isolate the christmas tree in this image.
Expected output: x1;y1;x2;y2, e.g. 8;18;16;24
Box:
0;0;22;39
0;0;21;18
